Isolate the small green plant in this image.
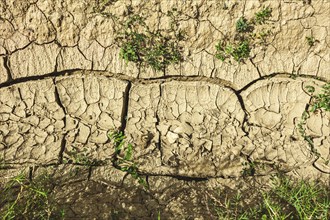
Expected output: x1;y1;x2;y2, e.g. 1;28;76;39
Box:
236;17;250;33
254;7;272;24
255;29;272;44
298;83;330;155
272;177;330;219
242;161;256;176
64;147;106;166
215;7;273;63
108;131;148;188
0;172;65;220
93;0;118;14
297;110;314;150
307;83;330;112
302;0;312;5
116;12;184;71
211;175;330;219
261;192;291;220
306;36;315;47
213;191;247;219
215;40;251;62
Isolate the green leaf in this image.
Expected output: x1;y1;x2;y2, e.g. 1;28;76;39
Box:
236;17;249;33
305;85;315;93
124;144;133;161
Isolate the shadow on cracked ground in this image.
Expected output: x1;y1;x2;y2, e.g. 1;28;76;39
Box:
1;164;329;219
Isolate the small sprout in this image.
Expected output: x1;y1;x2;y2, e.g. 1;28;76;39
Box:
94;0;118;14
304;83;330;113
212;175;330;219
306;36;315;46
215;6;274;64
109;130;148;189
311;83;330;112
232;40;250;62
236;17;249;33
66;147;105;166
242;161;256;176
254;7;272;24
0;172;65;219
305;85;315;93
298;83;330;156
257;29;271;42
215;41;226;61
215;41;251;62
302;0;312;4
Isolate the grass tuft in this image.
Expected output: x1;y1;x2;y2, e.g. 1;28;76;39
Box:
211;175;330;219
0;172;65;220
254;7;272;24
215;40;251;63
236;17;250;33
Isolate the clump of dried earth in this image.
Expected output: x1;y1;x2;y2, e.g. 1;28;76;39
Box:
0;0;329;219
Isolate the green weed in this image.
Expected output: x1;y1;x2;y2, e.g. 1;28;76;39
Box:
306;36;315;47
215;40;251;62
307;83;330;112
242;161;256;176
116;12;184;71
297;110;314;150
214;191;247;219
108;131;148;188
93;0;118;14
64;147;106;166
215;7;273;63
212;175;330;219
298;83;330;155
0;172;65;220
261;192;291;220
236;17;250;33
254;7;272;24
255;29;272;44
272;177;330;219
302;0;312;5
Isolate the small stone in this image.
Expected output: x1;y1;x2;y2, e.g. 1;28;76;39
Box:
173;122;194;135
314;158;330;174
203;139;213;152
167;131;179;144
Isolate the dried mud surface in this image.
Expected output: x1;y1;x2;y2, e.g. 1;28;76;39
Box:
0;0;329;219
